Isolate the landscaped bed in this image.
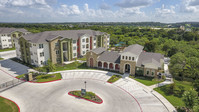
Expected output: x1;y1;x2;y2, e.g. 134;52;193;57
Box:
68;91;103;104
16;73;62;83
0;96;19;112
107;75;122;83
129;76;165;86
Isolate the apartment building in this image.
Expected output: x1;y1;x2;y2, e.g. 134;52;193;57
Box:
14;30;110;67
0;28;29;49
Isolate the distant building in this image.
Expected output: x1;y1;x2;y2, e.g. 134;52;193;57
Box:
0;28;29;49
86;44;164;77
14;30;110;67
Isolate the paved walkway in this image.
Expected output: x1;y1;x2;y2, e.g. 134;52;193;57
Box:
0;50;16;59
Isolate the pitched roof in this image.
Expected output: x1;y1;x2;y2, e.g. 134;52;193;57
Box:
0;27;28;34
136;52;164;68
91;47;106;55
23;30;105;43
98;51;121;63
122;44;144;56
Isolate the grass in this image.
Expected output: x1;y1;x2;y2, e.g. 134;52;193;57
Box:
0;58;4;60
16;74;25;79
35;73;62;82
0;97;19;112
69;91;102;103
0;48;15;52
129;76;164;86
77;56;86;61
107;75;122;83
154;80;193;107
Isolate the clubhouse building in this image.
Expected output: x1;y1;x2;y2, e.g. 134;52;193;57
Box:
86;44;164;77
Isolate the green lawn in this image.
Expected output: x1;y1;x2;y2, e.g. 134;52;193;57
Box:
35;73;62;82
107;75;122;83
0;97;19;112
0;58;4;60
0;48;15;52
154;80;193;107
77;56;86;61
129;76;164;86
16;74;25;79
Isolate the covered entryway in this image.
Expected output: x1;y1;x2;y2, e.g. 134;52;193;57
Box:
90;58;94;67
125;64;130;73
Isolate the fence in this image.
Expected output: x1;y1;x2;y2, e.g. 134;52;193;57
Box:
0;78;24;90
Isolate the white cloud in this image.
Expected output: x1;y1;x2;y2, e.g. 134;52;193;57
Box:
155;4;175;17
116;0;153;8
180;0;199;13
57;4;81;16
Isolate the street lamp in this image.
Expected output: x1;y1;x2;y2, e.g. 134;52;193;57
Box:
84;81;87;90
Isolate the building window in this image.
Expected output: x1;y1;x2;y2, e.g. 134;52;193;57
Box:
126;56;128;60
86;38;89;43
31;59;34;63
31;52;33;55
122;56;124;59
73;40;76;44
132;57;134;60
74;53;77;56
86;44;89;48
129;57;131;60
82;39;85;42
147;71;149;75
94;37;96;40
40;52;44;57
8;39;11;42
39;44;43;49
41;61;43;65
55;43;59;47
152;72;154;75
83;51;85;55
33;44;36;46
56;58;60;62
94;43;96;46
83;45;85;48
56;50;59;54
73;46;76;50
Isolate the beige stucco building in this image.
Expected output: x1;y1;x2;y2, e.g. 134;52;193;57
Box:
86;44;164;77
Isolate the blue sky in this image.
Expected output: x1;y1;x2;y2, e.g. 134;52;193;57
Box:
0;0;199;23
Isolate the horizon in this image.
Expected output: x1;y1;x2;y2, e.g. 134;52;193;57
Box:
0;0;199;23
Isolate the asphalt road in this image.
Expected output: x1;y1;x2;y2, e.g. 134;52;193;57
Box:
0;79;141;112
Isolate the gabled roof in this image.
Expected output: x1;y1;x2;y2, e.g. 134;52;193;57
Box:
98;51;120;63
136;52;164;68
91;47;106;55
122;44;144;56
0;27;28;34
23;30;105;43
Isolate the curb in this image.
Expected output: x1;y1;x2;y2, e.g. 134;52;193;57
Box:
68;91;103;104
0;96;20;112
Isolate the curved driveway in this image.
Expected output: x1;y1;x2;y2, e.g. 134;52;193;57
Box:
0;69;169;112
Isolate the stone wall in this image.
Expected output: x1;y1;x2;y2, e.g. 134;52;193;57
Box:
86;51;98;67
119;60;136;75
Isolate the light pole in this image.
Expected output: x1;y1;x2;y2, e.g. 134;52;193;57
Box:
84;81;87;91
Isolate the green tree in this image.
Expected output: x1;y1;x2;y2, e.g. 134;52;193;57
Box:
193;80;199;93
46;59;55;72
182;89;198;110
